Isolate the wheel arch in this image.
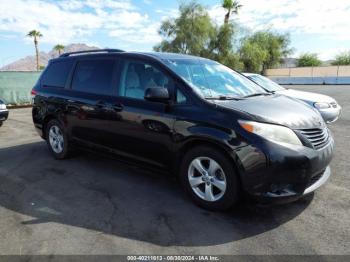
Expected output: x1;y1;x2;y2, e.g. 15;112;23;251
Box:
174;137;244;185
42;114;60;140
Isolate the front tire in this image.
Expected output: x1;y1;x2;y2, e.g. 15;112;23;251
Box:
179;146;240;211
45;119;70;159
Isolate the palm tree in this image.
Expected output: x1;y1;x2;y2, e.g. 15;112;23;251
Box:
222;0;242;24
27;30;43;71
54;44;65;56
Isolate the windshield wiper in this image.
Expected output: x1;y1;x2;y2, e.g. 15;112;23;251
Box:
205;95;242;101
242;92;272;98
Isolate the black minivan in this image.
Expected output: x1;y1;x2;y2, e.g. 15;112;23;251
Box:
32;49;334;210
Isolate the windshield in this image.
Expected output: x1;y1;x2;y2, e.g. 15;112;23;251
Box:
163;58;267;99
248;75;285;92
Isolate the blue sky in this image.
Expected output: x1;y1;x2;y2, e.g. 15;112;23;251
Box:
1;0;349;66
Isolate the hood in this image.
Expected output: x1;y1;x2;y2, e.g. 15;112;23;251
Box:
277;89;335;103
215;94;325;129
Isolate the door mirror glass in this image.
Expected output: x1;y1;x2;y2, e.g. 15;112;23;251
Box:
144;87;170;103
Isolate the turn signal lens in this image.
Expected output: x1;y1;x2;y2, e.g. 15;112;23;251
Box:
240;122;254;133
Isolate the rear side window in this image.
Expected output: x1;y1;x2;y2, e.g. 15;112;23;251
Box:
41;60;73;88
71;59;115;95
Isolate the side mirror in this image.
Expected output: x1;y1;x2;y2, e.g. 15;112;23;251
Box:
144;87;170;103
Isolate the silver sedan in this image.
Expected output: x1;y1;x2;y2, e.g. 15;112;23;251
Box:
244;73;341;123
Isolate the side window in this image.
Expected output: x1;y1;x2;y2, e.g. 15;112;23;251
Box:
176;89;188;104
119;60;173;100
41;60;73;88
71;59;115;95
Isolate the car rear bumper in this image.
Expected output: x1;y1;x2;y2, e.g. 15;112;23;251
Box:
0;109;9;122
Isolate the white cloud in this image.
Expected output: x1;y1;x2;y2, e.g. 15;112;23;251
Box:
0;0;158;46
155;8;179;22
109;22;161;45
64;0;135;11
208;0;350;59
58;0;85;11
303;47;349;61
1;0;349;58
105;10;149;29
0;34;17;39
209;0;350;39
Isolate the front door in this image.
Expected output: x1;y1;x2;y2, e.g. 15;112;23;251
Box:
107;58;177;167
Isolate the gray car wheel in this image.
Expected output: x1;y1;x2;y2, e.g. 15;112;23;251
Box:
45;119;71;159
180;146;240;211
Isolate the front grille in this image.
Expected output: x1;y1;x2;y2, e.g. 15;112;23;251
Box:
300;128;329;150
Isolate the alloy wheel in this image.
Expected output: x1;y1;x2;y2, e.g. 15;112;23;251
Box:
188;157;227;202
48;125;64;154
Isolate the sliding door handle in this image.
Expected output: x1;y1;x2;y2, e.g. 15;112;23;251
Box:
112;103;124;112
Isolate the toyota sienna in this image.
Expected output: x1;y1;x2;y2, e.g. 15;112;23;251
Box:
32;49;334;210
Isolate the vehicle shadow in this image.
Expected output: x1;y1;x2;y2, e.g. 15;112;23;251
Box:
0;141;313;247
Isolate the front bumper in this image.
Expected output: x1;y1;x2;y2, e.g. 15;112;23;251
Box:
0;109;9;122
236;134;334;204
258;166;331;204
303;165;330;195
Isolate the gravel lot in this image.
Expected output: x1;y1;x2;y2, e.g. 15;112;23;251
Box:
0;85;349;255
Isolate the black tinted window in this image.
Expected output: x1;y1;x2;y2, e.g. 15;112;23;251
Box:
71;60;115;95
42;60;73;88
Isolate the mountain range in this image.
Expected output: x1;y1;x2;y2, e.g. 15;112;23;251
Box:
0;44;99;71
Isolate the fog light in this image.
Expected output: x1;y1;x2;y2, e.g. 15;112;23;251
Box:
314;102;331;109
269;184;295;196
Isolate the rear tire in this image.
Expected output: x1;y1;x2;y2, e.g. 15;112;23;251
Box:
179;146;240;211
0;121;2;127
45;119;70;159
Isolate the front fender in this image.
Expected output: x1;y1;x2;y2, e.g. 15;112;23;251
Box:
173;121;246;175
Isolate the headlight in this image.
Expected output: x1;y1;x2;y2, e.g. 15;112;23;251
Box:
0;104;6;110
314;102;331;109
239;120;302;146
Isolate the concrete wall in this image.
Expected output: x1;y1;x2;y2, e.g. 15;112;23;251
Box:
265;66;350;85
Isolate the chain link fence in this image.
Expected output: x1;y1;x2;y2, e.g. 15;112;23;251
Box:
0;72;41;105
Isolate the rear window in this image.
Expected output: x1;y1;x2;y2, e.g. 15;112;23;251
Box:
71;59;115;95
41;60;73;88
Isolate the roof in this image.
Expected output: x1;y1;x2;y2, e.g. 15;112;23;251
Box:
57;49;212;61
137;52;210;61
